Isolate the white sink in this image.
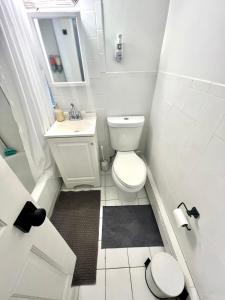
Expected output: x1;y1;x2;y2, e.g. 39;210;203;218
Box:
45;113;96;138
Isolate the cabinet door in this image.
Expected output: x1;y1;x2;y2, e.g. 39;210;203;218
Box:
49;137;98;188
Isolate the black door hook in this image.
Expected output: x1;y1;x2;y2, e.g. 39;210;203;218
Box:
14;201;46;233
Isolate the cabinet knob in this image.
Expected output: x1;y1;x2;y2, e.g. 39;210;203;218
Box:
90;142;94;146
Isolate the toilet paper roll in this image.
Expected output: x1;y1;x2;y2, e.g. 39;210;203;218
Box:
173;208;189;228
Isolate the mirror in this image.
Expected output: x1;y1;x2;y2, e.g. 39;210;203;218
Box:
32;12;87;86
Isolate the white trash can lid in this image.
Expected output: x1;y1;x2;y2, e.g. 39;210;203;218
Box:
151;252;185;297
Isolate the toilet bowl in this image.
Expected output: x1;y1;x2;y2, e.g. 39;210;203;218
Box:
146;252;185;298
112;151;146;193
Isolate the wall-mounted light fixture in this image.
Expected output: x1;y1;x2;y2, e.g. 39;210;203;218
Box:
173;202;200;231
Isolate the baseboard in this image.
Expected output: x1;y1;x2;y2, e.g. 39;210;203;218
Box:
145;166;200;300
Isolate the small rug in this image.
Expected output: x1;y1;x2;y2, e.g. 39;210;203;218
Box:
51;190;100;286
102;205;163;248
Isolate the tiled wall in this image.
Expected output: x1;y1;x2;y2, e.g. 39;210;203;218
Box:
50;0;169;158
146;0;225;298
159;0;224;84
147;73;225;299
103;0;169;73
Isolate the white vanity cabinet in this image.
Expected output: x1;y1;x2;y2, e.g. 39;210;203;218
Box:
45;113;100;188
48;135;100;188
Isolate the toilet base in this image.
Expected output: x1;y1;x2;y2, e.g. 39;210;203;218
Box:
116;187;137;203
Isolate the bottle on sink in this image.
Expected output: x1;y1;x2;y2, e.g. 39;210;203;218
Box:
54;104;65;122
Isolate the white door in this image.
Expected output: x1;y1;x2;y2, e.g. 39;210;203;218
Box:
0;156;76;300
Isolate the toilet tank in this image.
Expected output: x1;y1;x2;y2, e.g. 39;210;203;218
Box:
107;116;145;151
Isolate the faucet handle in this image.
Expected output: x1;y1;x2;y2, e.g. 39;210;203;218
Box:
69;103;75;120
69;103;82;120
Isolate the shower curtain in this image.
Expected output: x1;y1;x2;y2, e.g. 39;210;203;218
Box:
0;0;54;181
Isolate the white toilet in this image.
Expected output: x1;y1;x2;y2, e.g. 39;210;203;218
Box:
107;116;147;200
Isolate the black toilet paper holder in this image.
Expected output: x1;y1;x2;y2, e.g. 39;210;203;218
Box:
178;202;200;219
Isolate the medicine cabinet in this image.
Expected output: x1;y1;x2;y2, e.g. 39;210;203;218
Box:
30;11;88;86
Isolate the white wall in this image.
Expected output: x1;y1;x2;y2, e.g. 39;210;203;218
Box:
146;1;225;299
48;0;169;157
160;0;225;83
103;0;168;73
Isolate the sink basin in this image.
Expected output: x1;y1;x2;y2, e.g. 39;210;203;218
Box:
45;113;96;138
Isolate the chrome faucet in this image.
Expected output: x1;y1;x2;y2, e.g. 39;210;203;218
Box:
69;103;82;120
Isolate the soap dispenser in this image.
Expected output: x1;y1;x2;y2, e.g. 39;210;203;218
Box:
54;104;65;122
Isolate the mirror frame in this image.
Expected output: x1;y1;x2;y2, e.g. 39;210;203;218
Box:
29;10;88;87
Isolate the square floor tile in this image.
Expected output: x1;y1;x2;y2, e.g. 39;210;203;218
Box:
105;200;121;206
137;188;147;198
106;268;132;300
101;175;105;187
106;248;129;268
149;246;165;257
105;186;118;200
97;241;105;269
105;174;114;187
100;201;106;218
78;269;105;300
105;165;112;174
100;208;103;219
105;199;139;206
101;187;106;200
99;218;102;241
130;267;157;300
128;247;150;267
120;199;139;205
138;198;150;205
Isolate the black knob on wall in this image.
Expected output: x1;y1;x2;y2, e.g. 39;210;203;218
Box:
14;201;46;233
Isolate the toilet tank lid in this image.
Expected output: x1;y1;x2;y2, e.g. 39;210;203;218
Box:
107;116;144;128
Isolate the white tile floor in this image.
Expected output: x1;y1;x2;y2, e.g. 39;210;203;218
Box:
72;167;165;300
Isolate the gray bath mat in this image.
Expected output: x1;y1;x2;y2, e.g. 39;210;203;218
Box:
51;190;100;286
102;205;163;248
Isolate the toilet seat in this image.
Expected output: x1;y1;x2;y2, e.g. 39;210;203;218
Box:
150;252;184;298
112;151;146;192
